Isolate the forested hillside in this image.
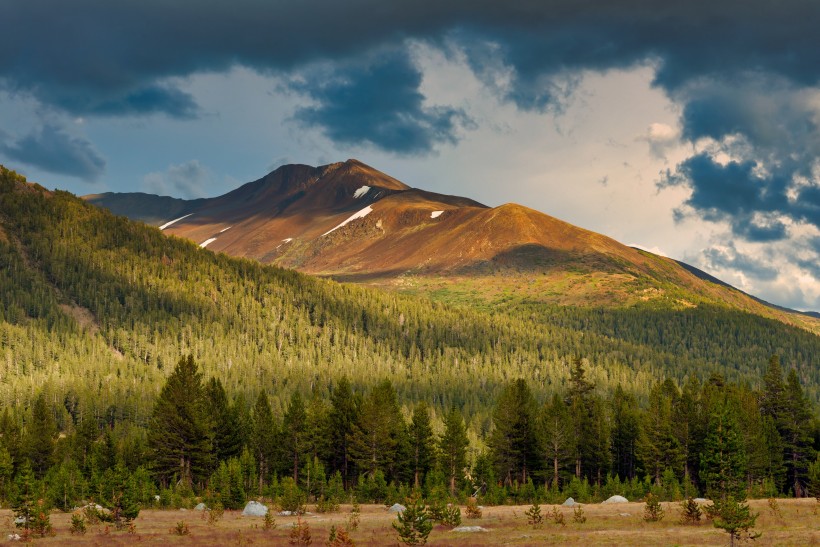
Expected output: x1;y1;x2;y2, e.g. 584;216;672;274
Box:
1;166;819;530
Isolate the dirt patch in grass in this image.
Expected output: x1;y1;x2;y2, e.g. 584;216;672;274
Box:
0;498;817;546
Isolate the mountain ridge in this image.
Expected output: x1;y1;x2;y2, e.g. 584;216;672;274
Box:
84;159;820;331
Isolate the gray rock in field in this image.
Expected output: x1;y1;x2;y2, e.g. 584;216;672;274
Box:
602;495;629;504
278;510;294;516
13;517;25;525
452;526;488;532
242;500;269;517
7;533;21;541
693;498;709;503
194;502;208;511
619;512;631;517
388;503;406;513
562;497;578;507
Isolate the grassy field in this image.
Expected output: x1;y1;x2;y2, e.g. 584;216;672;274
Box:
1;498;818;546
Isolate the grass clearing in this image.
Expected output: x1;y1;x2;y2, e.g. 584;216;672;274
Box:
1;498;817;545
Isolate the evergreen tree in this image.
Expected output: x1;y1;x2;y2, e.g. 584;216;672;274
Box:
539;393;574;488
439;407;469;496
0;408;22;473
11;460;39;531
760;355;787;421
638;382;683;483
782;368;815;496
489;379;538;486
330;376;359;488
351;380;405;481
305;396;333;468
700;399;747;503
146;355;213;488
283;391;308;483
205;377;242;464
250;391;276;493
609;386;640;481
25;392;57;478
408;402;434;488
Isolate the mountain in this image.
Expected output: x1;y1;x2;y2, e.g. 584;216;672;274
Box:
86;159;820;334
3;164;820;418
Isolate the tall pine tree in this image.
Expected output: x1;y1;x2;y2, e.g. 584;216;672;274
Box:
146;355;213;488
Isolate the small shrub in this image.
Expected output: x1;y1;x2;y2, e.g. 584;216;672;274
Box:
170;521;190;536
524;502;544;528
289;517;312;546
30;500;53;537
440;505;461;527
551;507;566;527
679;498;702;524
767;497;783;520
70;514;87;535
263;510;277;531
393;496;432;546
465;497;482;519
316;495;340;513
572;505;586;524
643;493;665;522
326;525;356;546
281;478;307;514
208;504;224;525
348;502;361;531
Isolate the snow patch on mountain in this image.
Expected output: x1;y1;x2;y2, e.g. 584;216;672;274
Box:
353;185;371;198
199;238;217;248
322;206;374;236
159;213;193;230
431;210;444;219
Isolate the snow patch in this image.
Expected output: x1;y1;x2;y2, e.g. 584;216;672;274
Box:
159;213;193;230
219;226;232;233
353;185;371;198
199;238;217;248
431;210;444;219
322;206;373;236
282;238;293;243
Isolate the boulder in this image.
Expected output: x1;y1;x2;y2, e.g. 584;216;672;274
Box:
562;497;578;507
242;501;269;517
387;503;407;513
602;495;629;504
693;498;709;503
452;526;488;532
194;503;208;511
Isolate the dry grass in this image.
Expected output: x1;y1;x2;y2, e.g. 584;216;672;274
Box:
0;498;817;546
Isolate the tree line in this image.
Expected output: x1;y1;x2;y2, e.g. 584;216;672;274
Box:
1;353;817;525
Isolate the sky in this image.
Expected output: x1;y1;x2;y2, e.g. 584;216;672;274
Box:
1;1;819;311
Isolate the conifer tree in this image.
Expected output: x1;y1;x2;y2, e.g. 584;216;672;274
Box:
700;399;746;503
489;379;538;486
25;392;57;478
146;355;213;488
250;391;276;493
782;369;814;496
283;391;308;483
305;396;333;468
351;380;405;481
639;382;683;483
539;393;574;488
439;407;469;496
0;408;22;473
609;386;640;481
330;377;359;487
205;377;242;464
408;402;434;488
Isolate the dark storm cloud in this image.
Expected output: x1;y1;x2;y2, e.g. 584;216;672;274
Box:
4;1;820;216
4;2;820;128
291;49;470;154
0;124;105;180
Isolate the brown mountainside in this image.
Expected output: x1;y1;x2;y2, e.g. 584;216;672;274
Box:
84;159;820;333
